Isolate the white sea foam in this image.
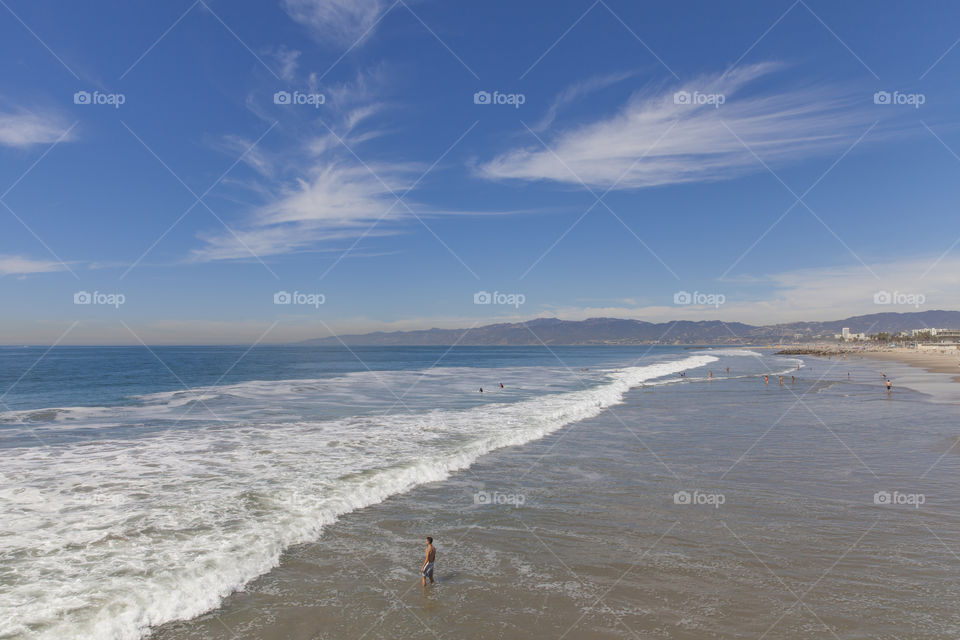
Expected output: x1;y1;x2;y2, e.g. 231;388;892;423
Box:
0;354;715;640
695;348;765;357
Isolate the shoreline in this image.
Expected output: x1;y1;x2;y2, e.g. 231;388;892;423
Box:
857;350;960;383
777;344;960;383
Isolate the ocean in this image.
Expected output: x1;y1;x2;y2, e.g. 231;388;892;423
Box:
2;346;959;639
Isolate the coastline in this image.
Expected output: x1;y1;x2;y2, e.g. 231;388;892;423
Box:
777;344;960;383
858;350;960;383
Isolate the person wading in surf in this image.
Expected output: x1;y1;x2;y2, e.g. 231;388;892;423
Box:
421;536;436;586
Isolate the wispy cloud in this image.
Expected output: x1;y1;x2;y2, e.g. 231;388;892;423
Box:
531;70;637;132
215;133;278;179
195;64;525;262
190;155;412;261
194;73;416;262
0;255;69;276
281;0;386;46
263;45;301;82
0;110;74;148
480;63;877;189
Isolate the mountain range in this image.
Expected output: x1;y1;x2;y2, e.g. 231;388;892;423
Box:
299;310;960;346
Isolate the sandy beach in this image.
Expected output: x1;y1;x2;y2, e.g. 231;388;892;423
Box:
859;349;960;382
778;345;960;383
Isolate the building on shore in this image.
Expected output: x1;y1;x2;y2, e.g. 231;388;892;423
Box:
932;329;960;345
894;328;960;347
834;327;868;342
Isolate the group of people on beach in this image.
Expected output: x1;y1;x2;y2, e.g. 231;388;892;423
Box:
760;375;796;385
675;367;893;393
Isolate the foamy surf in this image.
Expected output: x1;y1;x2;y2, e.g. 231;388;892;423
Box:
0;354;715;640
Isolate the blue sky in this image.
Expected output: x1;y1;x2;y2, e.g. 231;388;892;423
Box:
1;0;959;344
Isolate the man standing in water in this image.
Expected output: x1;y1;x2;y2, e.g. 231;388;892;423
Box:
421;536;436;586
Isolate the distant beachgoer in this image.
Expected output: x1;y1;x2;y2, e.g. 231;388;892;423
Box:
886;380;892;393
709;371;713;379
791;376;795;384
479;387;483;393
779;376;783;385
499;382;504;389
764;375;769;385
726;367;729;374
421;536;436;586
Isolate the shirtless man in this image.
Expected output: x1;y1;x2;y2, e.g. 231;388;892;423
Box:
421;536;436;586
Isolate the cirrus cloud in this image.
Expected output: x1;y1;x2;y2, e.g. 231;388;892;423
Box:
0;255;69;277
0;110;74;148
281;0;386;46
479;63;879;190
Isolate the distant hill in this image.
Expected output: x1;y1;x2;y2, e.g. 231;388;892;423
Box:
299;310;960;346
